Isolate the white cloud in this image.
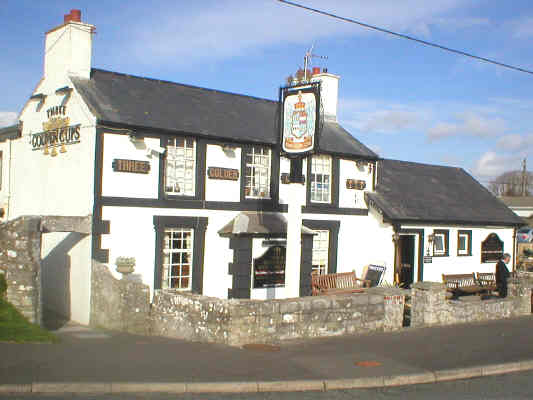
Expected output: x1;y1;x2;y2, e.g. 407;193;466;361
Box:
472;151;518;178
427;111;506;141
496;133;533;154
0;112;17;128
125;0;475;65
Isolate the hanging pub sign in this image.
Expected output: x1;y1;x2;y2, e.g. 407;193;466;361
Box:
280;82;321;157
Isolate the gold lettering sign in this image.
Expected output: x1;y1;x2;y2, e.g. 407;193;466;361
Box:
112;159;151;174
207;167;239;181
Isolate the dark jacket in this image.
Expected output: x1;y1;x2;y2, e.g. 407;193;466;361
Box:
495;259;510;298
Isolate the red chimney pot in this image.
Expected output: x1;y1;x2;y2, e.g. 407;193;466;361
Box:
312;67;321;76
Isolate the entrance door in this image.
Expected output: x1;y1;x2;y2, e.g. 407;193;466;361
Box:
399;235;416;287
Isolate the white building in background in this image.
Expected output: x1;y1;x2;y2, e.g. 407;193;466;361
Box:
0;10;523;325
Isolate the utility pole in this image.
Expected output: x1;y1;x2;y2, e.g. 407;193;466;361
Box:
522;158;527;196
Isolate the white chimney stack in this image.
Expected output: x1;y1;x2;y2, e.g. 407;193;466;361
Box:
310;67;339;121
44;9;94;80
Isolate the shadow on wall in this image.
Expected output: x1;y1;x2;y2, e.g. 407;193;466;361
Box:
41;232;85;330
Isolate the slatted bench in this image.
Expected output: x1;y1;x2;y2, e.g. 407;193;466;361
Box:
311;271;371;296
476;272;497;295
442;273;486;298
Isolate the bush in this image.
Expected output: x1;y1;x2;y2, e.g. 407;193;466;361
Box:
0;273;6;298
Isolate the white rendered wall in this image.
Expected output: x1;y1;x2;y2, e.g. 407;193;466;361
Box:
310;73;339;120
10;74;96;324
0;139;12;222
101;133;160;198
101;206;236;299
338;159;372;209
205;144;241;202
402;224;515;282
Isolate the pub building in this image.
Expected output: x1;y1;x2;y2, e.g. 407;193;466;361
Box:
0;10;523;324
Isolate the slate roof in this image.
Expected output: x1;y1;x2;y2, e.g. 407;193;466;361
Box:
365;159;524;226
0;124;20;142
218;212;315;237
71;68;377;159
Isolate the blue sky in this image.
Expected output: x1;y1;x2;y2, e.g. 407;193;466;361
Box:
2;0;533;184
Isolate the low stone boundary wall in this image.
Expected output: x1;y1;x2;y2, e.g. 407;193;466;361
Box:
90;261;151;335
151;287;407;346
0;217;42;324
410;278;531;328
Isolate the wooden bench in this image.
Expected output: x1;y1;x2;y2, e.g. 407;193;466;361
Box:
442;273;491;298
476;272;497;295
312;271;371;296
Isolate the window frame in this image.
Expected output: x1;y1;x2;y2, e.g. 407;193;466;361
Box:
159;136;205;201
457;230;472;257
432;229;449;257
240;144;279;204
302;219;340;274
310;229;330;275
242;145;272;200
305;154;340;209
161;227;194;290
153;216;208;293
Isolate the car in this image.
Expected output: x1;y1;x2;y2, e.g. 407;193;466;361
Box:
517;227;533;243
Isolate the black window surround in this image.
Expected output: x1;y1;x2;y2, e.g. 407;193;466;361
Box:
302;219;340;274
457;229;472;257
159;136;206;201
305;154;340;211
240;144;280;207
433;229;449;257
153;215;208;294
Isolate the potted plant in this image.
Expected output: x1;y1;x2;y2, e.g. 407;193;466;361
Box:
115;257;136;275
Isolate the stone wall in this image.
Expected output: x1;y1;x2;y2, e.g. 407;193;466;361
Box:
151;287;407;346
410;278;531;328
89;261;151;335
0;217;42;324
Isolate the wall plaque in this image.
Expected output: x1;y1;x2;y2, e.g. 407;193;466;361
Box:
208;167;239;181
346;179;366;190
112;159;151;174
423;256;432;264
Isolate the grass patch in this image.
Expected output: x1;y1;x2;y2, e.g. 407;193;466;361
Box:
0;297;58;343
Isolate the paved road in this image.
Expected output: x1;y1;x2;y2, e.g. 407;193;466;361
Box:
2;370;533;399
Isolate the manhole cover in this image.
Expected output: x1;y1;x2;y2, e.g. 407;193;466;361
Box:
242;343;281;352
355;361;382;367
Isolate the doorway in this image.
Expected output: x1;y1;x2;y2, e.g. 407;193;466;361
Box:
399;235;416;287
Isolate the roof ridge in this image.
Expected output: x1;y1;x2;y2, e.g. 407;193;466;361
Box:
382;158;463;171
90;68;279;105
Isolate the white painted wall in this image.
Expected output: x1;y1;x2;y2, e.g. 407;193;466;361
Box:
101;206;236;299
338;159;372;209
402;224;515;282
310;72;339;120
10;72;97;324
101;133;160;199
205;144;241;202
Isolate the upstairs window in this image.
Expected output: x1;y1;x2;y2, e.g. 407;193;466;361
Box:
481;233;503;263
244;146;271;199
165;137;196;196
433;229;449;257
311;230;329;275
310;155;331;203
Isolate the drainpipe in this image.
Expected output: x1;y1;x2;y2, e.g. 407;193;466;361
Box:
513;227;517;272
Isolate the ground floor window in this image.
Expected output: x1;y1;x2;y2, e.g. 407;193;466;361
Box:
457;230;472;256
253;246;286;288
311;230;329;275
162;228;193;290
481;233;503;263
154;216;208;293
433;229;449;256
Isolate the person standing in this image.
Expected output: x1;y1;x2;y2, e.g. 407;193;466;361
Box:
495;253;511;298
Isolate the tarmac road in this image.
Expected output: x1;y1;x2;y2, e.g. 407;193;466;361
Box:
2;370;533;399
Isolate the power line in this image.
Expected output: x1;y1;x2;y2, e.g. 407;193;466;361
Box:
276;0;533;76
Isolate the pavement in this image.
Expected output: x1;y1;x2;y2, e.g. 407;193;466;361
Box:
2;316;533;394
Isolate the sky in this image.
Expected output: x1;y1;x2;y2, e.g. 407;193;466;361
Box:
1;0;533;186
